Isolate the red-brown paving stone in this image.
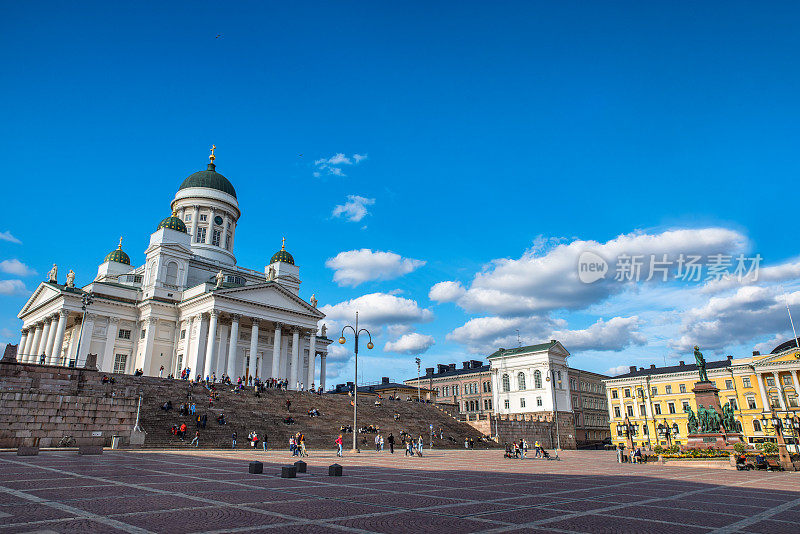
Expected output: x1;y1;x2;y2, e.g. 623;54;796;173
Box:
244;525;353;534
604;504;744;528
544;499;619;512
255;497;398;519
422;487;518;500
0;502;78;524
193;488;308;504
121;505;289;533
0;518;131;534
546;514;714;534
25;485;152;500
70;494;202;515
738;518;800;534
329;510;488;533
289;484;381;498
341;492;465;509
472;506;566;524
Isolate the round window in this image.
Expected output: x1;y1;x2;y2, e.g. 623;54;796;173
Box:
214;215;223;226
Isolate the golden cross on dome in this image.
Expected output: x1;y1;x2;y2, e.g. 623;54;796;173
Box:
118;236;123;249
209;144;216;163
281;237;286;250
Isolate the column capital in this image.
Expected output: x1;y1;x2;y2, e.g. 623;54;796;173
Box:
21;328;27;335
86;313;98;322
251;317;260;326
273;321;282;329
108;316;120;325
58;309;69;319
146;316;158;324
230;314;241;322
209;310;219;318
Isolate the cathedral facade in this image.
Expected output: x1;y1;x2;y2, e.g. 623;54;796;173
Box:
15;150;332;390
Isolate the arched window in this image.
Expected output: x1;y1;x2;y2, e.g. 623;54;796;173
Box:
518;372;526;390
534;370;542;388
753;419;762;432
502;374;510;392
166;261;178;285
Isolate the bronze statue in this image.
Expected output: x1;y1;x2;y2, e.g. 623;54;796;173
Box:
693;345;709;382
684;405;698;434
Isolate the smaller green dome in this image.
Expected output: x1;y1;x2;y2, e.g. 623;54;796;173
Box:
104;238;131;265
157;213;188;233
270;237;295;265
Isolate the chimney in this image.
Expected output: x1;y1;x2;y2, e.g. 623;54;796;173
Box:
425;367;434;376
449;363;456;371
650;364;656;369
437;364;448;374
753;350;760;356
381;377;390;384
629;365;637;373
550;339;557;344
463;361;471;369
727;355;733;361
679;361;685;367
346;381;354;387
471;360;483;368
639;367;644;371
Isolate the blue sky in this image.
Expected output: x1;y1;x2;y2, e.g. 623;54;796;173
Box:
2;2;800;384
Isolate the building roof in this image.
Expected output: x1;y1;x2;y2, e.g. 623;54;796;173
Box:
270;237;295;265
178;163;237;198
487;341;558;359
608;357;733;379
103;238;131;265
770;339;800;354
332;380;431;395
157;214;187;233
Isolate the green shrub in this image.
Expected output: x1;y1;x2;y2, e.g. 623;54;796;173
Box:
733;442;746;454
757;442;778;454
653;445;664;454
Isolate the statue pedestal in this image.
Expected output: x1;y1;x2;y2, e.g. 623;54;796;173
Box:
692;381;722;411
686;432;743;450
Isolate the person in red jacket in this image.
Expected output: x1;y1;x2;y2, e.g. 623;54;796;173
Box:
335;434;343;457
179;423;187;441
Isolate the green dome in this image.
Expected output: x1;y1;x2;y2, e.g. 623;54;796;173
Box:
270;238;294;265
178;163;237;198
157;213;187;233
104;238;131;265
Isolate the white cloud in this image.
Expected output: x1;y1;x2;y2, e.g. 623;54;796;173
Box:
0;280;28;296
0;231;21;244
326;249;425;287
0;259;37;277
314;152;367;177
332;195;375;223
672;286;800;352
429;281;466;303
384;333;435;355
319;292;434;335
551;316;646;352
702;257;800;294
607;364;631;376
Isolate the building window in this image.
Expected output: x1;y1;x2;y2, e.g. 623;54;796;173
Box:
747;396;757;409
517;372;526;390
199;214;207;222
453;385;459;396
682;401;690;411
196;226;207;243
665;385;672;394
536;396;542;406
533;370;542;389
626;405;634;417
166;261;178;286
614;406;621;418
753;419;762;432
639;403;646;416
443;386;449;396
502;374;510;392
782;375;792;386
668;402;676;414
611;389;618;399
742;377;751;388
651;386;657;396
724;379;733;390
118;329;131;340
728;398;738;410
176;354;182;371
180;329;186;340
520;398;526;408
557;370;562;381
225;233;231;250
770;395;780;408
140;329;146;340
212;229;221;247
653;404;661;415
788;395;798;408
624;388;631;398
766;376;775;386
504;399;510;409
679;384;686;393
184;213;192;222
113;354;127;374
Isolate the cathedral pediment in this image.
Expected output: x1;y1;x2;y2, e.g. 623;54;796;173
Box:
213;282;323;318
18;283;65;318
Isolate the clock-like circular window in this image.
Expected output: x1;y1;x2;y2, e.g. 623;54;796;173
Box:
214;215;224;226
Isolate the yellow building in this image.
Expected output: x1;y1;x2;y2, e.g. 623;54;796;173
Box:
603;340;800;452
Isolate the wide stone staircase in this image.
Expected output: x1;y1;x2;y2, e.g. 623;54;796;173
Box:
114;375;496;451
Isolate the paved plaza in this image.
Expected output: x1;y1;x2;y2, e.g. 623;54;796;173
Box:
0;449;798;533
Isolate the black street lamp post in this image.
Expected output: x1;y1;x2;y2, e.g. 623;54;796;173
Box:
338;311;373;452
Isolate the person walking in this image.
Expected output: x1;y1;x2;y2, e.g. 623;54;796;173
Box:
535;440;542;458
299;434;308;457
375;434;381;452
190;431;200;447
231;431;237;448
417;435;424;457
387;433;395;454
335;434;343;457
159;365;164;378
380;435;384;452
262;433;268;451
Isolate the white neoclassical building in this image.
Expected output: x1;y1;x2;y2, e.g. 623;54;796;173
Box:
490;341;574;415
15;149;332;390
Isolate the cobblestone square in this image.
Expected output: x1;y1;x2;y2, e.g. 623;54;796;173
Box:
0;449;797;533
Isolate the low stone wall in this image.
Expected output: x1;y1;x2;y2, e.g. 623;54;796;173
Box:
467;412;577;449
0;360;139;448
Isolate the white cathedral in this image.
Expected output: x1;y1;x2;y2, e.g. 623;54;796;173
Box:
15;148;332;390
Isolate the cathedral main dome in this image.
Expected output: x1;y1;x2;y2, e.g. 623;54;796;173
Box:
270;238;295;265
178;162;237;198
104;238;131;265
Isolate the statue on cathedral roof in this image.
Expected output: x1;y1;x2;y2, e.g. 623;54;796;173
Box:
215;270;224;289
48;264;58;284
310;293;318;308
66;270;75;288
266;265;276;281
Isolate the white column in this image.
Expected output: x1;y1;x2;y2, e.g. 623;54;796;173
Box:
307;332;317;389
281;334;289;379
320;355;327;391
191;205;200;242
271;323;282;379
37;319;52;362
50;311;69;366
791;371;800;401
773;371;788;410
755;371;770;412
78;314;96;364
137;317;156;373
203;311;219;379
44;314;58;360
101;317;119;372
205;209;214;244
193;314;209;378
290;328;300;389
22;327;37;362
226;315;240;379
215;323;229;379
248;318;259;380
18;330;28;360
